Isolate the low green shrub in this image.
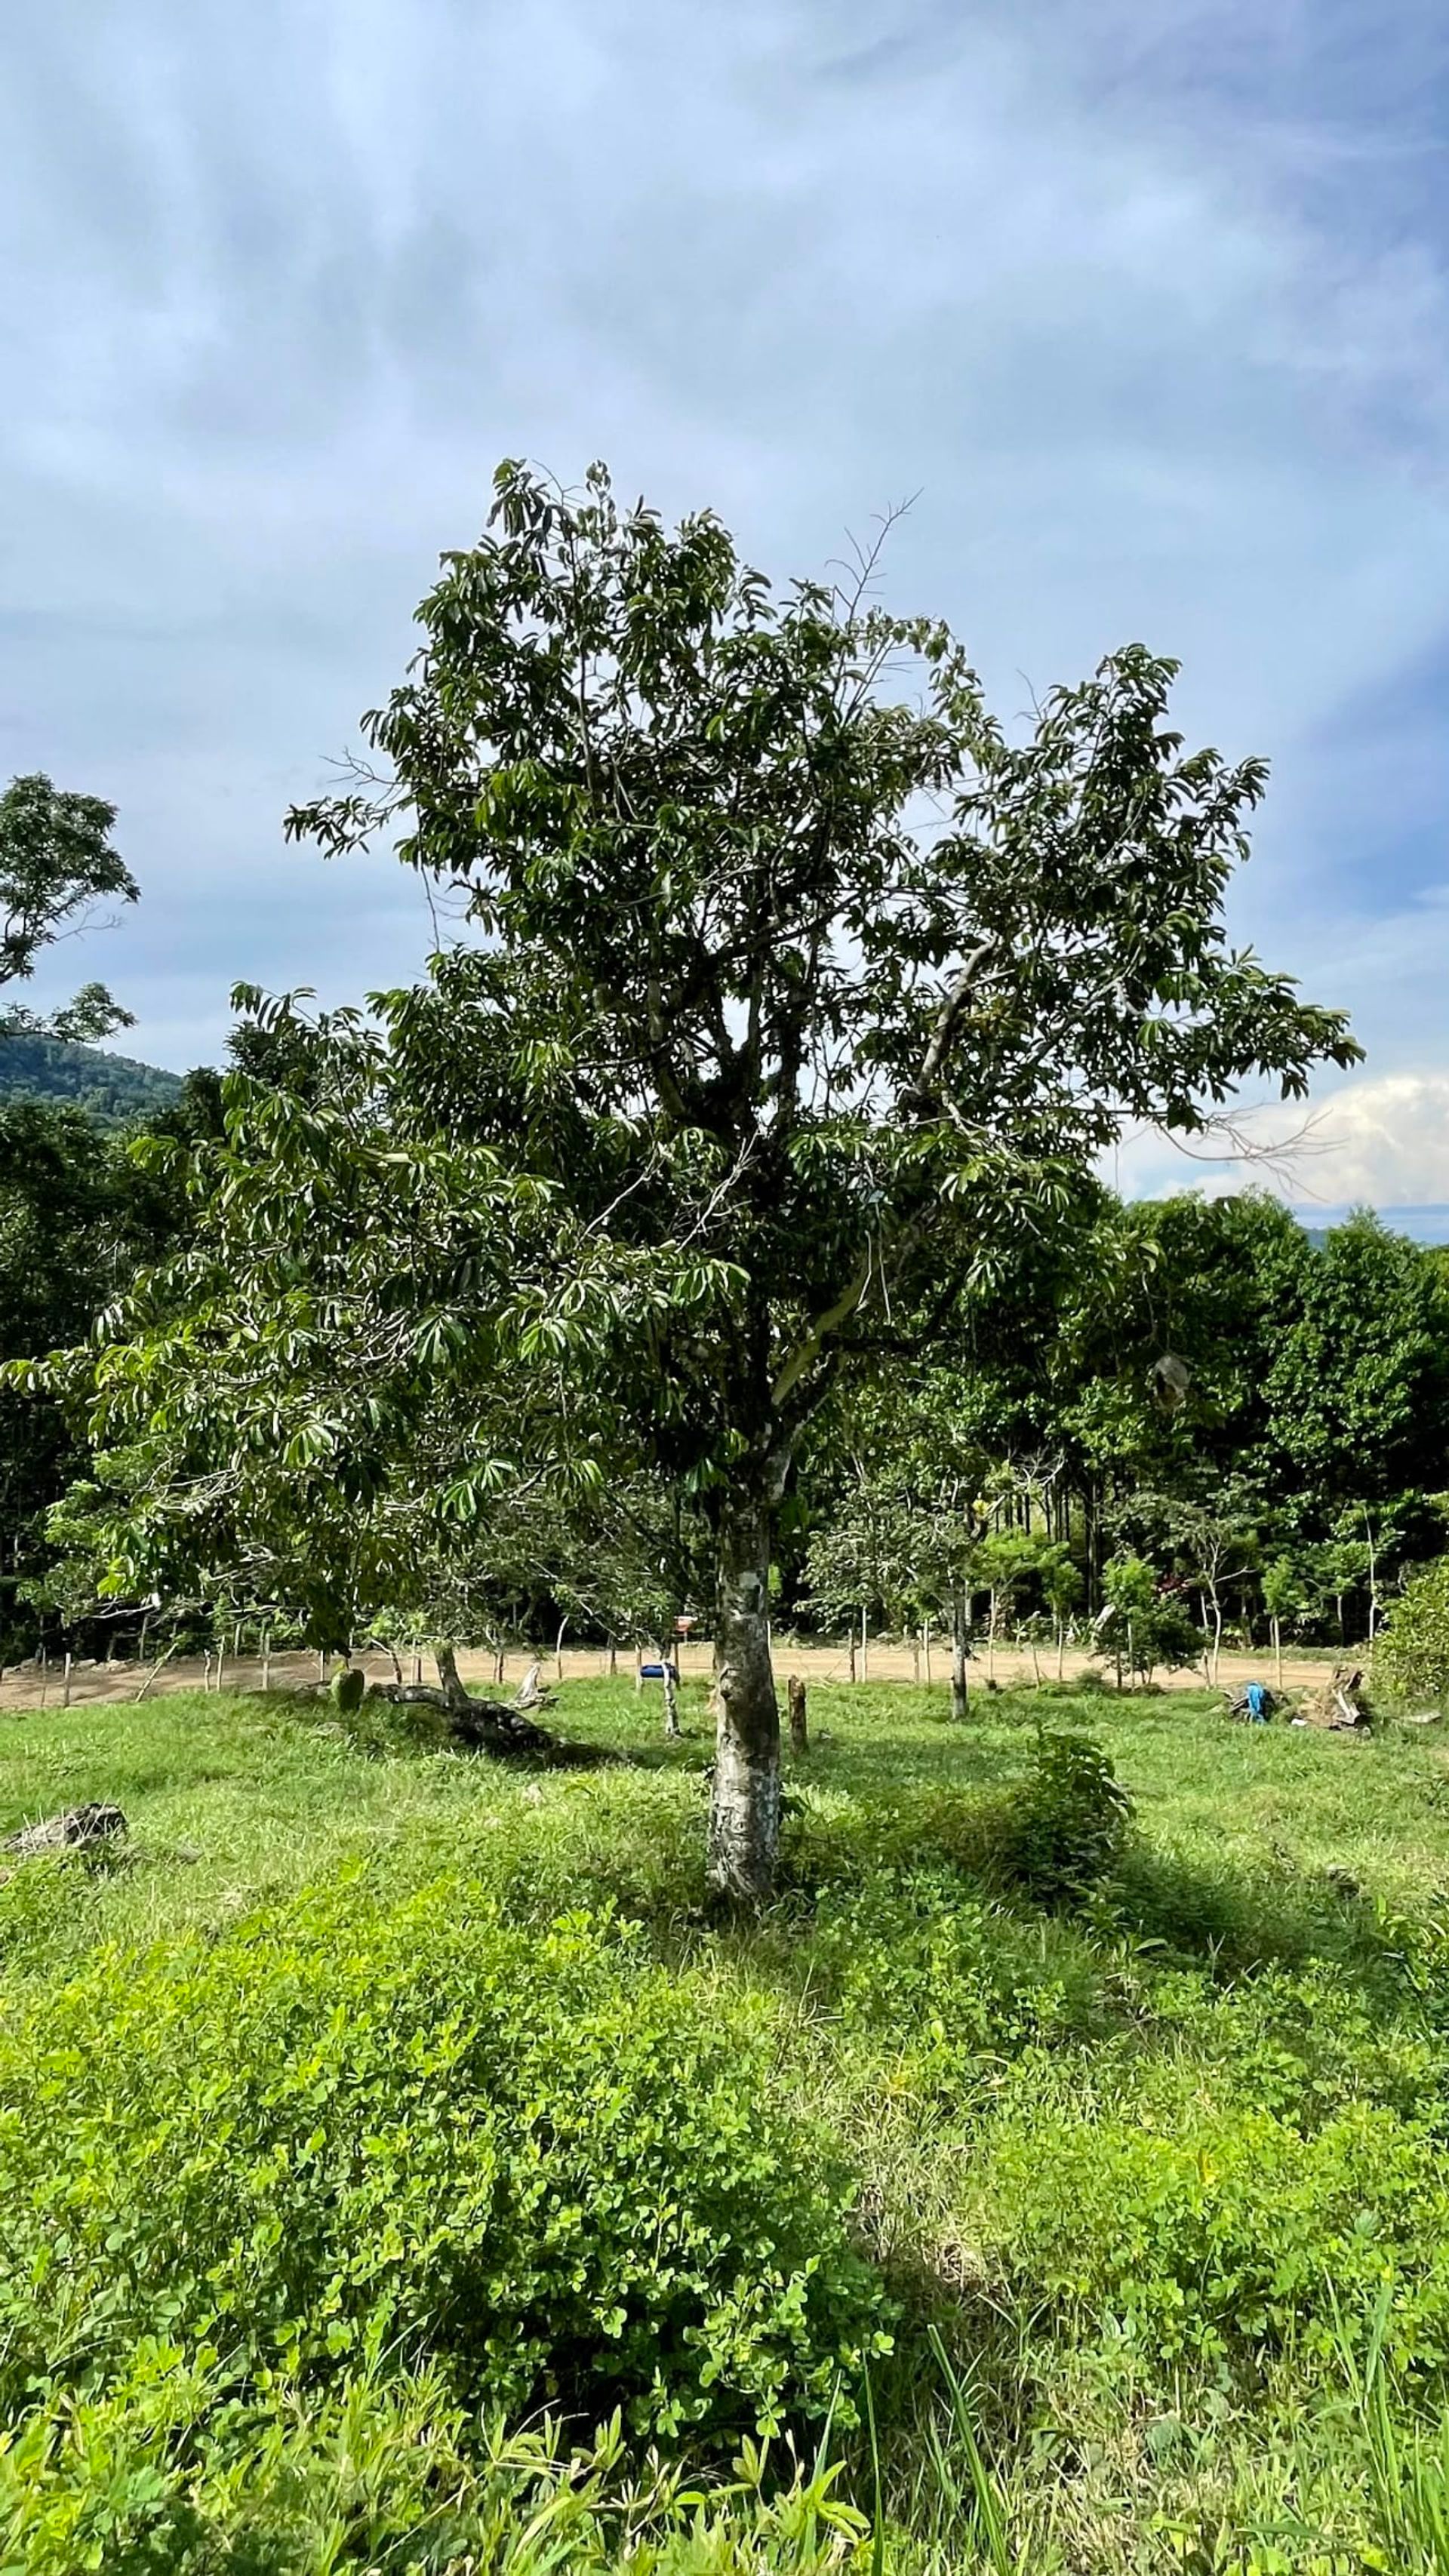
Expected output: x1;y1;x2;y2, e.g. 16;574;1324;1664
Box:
995;1732;1134;1905
976;2097;1449;2383
0;1877;891;2466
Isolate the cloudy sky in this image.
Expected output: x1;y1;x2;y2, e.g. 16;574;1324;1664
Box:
5;0;1448;1207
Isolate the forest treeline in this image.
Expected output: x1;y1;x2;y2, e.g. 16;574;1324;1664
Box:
3;1067;1444;1671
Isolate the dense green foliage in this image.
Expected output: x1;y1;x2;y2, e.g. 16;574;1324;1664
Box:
0;1086;223;1652
1376;1557;1449;1710
5;1676;1449;2566
793;1191;1449;1661
0;1033;183;1124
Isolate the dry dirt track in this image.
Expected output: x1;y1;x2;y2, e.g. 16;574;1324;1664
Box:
0;1637;1347;1714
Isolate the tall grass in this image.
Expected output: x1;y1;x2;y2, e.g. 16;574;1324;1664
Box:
1337;2285;1449;2572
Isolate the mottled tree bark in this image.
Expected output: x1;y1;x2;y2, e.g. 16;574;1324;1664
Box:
788;1674;808;1752
709;1499;780;1901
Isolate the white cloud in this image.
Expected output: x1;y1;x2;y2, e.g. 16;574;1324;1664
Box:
1114;1071;1449;1210
1289;1073;1449;1207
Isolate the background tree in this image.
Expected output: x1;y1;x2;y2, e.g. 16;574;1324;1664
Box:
0;773;138;1041
285;458;1358;1895
1260;1553;1306;1688
1098;1553;1204;1689
0;1078;219;1655
1374;1558;1449;1711
18;996;723;1708
1041;1544;1083;1681
1115;1480;1261;1681
971;1529;1044;1683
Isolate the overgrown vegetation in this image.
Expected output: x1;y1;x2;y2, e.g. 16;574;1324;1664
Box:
5;1676;1449;2568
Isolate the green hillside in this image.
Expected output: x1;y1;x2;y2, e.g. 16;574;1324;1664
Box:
0;1032;184;1124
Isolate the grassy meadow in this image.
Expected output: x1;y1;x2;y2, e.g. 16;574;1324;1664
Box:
3;1673;1449;2571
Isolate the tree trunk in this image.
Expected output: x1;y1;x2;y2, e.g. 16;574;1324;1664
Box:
848;1630;857;1683
435;1642;471;1709
1056;1616;1066;1683
951;1580;969;1720
708;1500;780;1901
663;1655;681;1739
788;1674;808;1752
1272;1613;1283;1689
860;1605;869;1680
922;1620;932;1686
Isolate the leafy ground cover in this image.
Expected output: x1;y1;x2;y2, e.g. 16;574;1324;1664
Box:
3;1677;1449;2570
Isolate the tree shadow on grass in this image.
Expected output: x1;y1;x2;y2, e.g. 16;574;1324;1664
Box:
1108;1836;1403;1987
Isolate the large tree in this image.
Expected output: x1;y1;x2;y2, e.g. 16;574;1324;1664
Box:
280;460;1358;1896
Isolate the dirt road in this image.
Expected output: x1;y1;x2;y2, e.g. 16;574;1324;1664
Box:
0;1636;1346;1714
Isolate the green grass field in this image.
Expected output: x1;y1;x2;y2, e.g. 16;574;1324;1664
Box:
4;1676;1449;2571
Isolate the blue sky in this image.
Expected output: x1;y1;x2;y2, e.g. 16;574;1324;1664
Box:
4;0;1448;1203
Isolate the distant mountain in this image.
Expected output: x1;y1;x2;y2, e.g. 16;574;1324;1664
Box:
0;1033;185;1125
1288;1205;1449;1249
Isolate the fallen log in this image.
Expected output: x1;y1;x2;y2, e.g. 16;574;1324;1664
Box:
4;1802;128;1859
364;1683;557;1760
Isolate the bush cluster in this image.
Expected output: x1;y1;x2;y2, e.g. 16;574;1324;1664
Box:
0;1877;891;2484
995;1730;1134;1904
